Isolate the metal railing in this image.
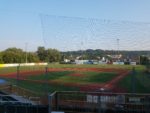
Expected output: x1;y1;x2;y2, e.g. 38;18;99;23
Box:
0;84;41;105
49;91;150;113
0;94;48;113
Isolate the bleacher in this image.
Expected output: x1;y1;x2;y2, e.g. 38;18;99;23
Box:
0;90;48;113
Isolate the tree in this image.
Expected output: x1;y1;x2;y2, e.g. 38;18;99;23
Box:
140;55;149;65
46;49;60;62
37;47;61;62
37;46;46;61
5;48;23;53
0;52;3;63
2;47;26;63
27;52;40;63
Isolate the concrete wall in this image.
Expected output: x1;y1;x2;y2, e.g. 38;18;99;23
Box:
0;63;48;68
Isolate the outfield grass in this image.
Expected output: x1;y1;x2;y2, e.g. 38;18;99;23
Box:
0;67;17;74
0;64;145;74
0;65;45;74
47;64;145;70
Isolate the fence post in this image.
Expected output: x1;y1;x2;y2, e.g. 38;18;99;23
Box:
145;96;150;113
16;65;20;95
16;65;20;87
54;92;58;111
56;92;59;111
48;94;52;113
45;66;49;95
131;67;136;93
98;95;101;113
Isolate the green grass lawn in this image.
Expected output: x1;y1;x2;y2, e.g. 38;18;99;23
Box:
56;72;117;84
0;67;17;74
4;78;79;95
27;71;117;84
27;71;73;81
47;64;145;70
118;70;150;93
0;65;45;74
0;64;146;74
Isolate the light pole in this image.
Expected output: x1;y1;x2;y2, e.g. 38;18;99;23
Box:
117;39;120;61
25;43;28;63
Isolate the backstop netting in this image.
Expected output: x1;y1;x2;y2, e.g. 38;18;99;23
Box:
40;14;150;51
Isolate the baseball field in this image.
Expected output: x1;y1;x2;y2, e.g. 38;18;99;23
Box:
0;64;149;95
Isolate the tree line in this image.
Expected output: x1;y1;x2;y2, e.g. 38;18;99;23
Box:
0;47;61;63
0;47;149;65
62;49;150;61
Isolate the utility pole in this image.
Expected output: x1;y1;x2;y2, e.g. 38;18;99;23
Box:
25;43;28;63
117;39;120;61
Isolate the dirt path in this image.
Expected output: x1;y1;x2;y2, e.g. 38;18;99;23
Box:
104;70;130;92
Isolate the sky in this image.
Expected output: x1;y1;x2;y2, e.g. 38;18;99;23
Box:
0;0;150;51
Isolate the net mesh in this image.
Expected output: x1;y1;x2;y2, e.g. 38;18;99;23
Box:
40;14;150;51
